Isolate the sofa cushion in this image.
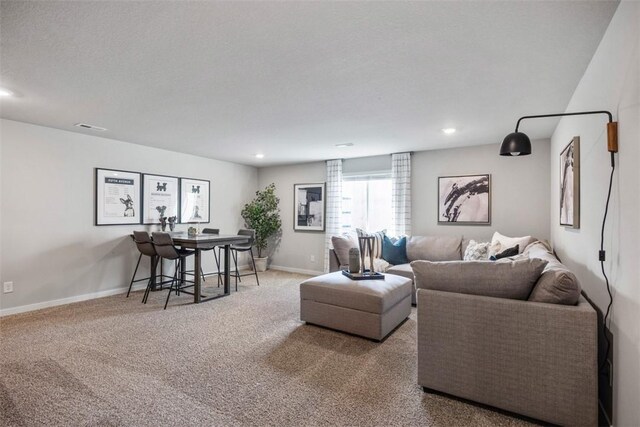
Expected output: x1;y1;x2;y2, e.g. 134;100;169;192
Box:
300;272;412;314
356;229;386;259
382;235;409;265
331;234;358;265
407;235;462;262
490;231;534;255
386;263;414;280
411;258;548;300
463;240;490;261
525;242;581;305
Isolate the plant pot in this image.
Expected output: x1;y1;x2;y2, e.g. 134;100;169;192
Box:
252;257;268;272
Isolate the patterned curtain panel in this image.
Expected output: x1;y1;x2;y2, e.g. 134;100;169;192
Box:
324;159;343;272
391;152;412;237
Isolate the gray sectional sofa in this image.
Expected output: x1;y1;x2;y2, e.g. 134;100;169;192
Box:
329;234;597;426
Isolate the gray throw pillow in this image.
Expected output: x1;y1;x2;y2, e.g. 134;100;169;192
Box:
463;240;490;260
526;242;581;305
411;258;548;300
331;235;358;266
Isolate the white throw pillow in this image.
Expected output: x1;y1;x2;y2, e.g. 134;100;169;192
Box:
463;240;490;261
490;232;532;255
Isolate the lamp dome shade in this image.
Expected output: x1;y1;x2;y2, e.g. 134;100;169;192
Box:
500;132;532;156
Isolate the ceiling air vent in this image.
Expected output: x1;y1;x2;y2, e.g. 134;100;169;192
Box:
74;123;107;131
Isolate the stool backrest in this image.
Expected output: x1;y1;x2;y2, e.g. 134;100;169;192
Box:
237;229;256;246
151;232;180;260
133;231;156;257
202;228;219;234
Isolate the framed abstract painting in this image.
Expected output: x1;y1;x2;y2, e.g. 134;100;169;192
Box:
438;174;491;225
294;183;325;231
560;137;580;228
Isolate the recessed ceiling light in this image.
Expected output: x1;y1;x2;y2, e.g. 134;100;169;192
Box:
442;128;456;134
0;88;14;97
74;123;107;131
335;143;354;148
255;154;265;159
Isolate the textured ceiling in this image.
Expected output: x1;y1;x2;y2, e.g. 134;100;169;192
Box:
0;1;618;166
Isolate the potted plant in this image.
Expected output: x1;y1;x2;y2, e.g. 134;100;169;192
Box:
241;183;282;271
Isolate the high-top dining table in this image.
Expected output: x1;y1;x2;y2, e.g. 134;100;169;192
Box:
144;232;251;303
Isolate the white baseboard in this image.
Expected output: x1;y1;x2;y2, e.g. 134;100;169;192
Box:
269;265;323;276
0;283;148;317
0;264;251;318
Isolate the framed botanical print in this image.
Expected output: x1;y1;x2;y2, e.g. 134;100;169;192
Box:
180;178;210;223
95;168;142;225
142;174;180;224
438;174;491;225
294;183;325;231
560;137;580;228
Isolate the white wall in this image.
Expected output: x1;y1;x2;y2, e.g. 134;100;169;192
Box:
258;161;327;274
411;141;550;241
259;141;551;272
549;3;639;425
0;119;258;314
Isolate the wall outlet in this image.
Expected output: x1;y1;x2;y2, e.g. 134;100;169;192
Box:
310;255;316;263
3;281;14;293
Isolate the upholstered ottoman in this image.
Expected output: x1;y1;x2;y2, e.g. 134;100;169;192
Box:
300;272;412;341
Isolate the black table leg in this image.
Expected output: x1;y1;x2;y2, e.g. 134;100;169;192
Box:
194;249;202;303
224;244;231;295
150;255;158;291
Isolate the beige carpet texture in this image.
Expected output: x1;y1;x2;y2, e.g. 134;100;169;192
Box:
0;270;534;426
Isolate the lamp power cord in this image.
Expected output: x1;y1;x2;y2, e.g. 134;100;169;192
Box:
598;151;615;373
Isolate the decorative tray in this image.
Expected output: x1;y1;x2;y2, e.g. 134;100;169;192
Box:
342;270;385;281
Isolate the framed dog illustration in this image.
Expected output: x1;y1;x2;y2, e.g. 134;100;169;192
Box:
180;178;210;223
142;174;180;224
95;168;142;225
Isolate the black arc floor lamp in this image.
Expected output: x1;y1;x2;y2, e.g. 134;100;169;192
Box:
500;110;619;375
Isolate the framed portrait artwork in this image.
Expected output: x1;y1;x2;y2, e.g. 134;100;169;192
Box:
438;174;491;225
142;174;180;224
560;137;580;228
294;183;325;231
95;168;142;225
180;178;210;223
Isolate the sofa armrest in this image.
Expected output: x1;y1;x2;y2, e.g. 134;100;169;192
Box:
329;249;341;272
417;289;597;426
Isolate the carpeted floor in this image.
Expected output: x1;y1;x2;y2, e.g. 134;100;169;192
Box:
0;270;534;426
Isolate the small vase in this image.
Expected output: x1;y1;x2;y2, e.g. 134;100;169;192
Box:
348;248;360;273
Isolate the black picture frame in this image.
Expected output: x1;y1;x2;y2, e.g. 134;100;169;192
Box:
95;168;142;226
179;177;211;224
437;174;491;225
560;137;580;229
142;173;181;225
293;183;326;232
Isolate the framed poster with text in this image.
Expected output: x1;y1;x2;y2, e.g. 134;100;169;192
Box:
95;168;142;225
142;174;180;224
180;178;210;223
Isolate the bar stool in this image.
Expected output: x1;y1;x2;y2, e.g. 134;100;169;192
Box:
151;232;196;309
127;231;158;300
201;228;223;286
228;229;260;290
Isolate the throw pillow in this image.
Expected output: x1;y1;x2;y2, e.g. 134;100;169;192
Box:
411;258;548;300
490;231;533;255
355;228;386;259
463;240;490;261
526;241;581;305
382;235;409;265
331;234;358;266
491;244;519;260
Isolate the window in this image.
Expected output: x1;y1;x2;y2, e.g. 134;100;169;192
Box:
341;174;392;233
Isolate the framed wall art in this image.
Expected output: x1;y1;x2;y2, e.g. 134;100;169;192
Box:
142;174;180;224
180;178;210;223
438;174;491;225
560;137;580;228
95;168;142;225
294;183;325;231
